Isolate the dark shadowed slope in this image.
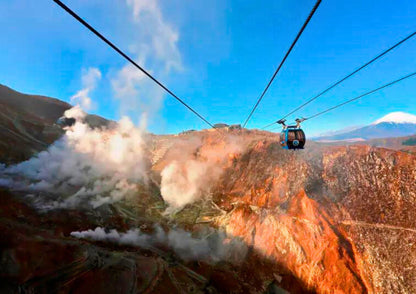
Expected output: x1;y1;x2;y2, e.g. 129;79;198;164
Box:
0;84;109;164
0;84;72;123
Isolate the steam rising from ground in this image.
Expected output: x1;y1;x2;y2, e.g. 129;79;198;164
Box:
71;226;247;264
0;0;241;211
0;107;149;209
0;104;246;211
0;93;248;213
160;135;243;209
161;160;212;208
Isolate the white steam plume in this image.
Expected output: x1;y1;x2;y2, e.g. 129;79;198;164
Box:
70;67;102;111
161;160;211;208
71;226;247;264
0;107;149;209
160;135;244;209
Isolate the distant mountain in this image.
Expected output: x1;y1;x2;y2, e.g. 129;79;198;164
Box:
0;84;109;164
314;112;416;142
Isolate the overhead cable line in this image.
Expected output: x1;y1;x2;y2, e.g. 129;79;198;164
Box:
52;0;216;129
268;71;416;132
305;71;416;121
242;0;321;128
262;30;416;129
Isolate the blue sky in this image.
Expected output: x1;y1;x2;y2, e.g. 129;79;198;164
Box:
1;0;415;135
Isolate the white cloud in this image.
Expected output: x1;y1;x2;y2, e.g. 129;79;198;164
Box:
126;0;182;72
70;67;102;111
111;0;182;124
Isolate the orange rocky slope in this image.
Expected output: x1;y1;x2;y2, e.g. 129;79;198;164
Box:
1;127;416;293
209;137;416;293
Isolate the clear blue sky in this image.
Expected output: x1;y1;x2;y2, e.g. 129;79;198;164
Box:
1;0;415;135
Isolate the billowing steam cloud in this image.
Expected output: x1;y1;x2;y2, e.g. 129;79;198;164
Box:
0;103;246;212
0;107;149;209
71;226;247;264
161;160;212;208
160;135;243;209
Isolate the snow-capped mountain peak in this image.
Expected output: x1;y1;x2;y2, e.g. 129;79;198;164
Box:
372;112;416;125
314;111;416;142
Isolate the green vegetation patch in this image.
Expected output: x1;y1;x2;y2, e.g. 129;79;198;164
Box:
403;137;416;146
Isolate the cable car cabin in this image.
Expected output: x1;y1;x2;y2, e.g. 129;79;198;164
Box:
277;119;306;150
279;127;305;149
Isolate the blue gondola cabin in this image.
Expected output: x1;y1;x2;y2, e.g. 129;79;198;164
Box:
277;119;306;150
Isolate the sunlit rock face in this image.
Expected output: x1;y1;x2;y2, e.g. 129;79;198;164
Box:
320;146;416;293
210;138;416;293
216;192;370;293
210;140;368;293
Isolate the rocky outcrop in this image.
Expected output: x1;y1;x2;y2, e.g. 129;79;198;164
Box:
211;140;416;293
321;146;416;293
